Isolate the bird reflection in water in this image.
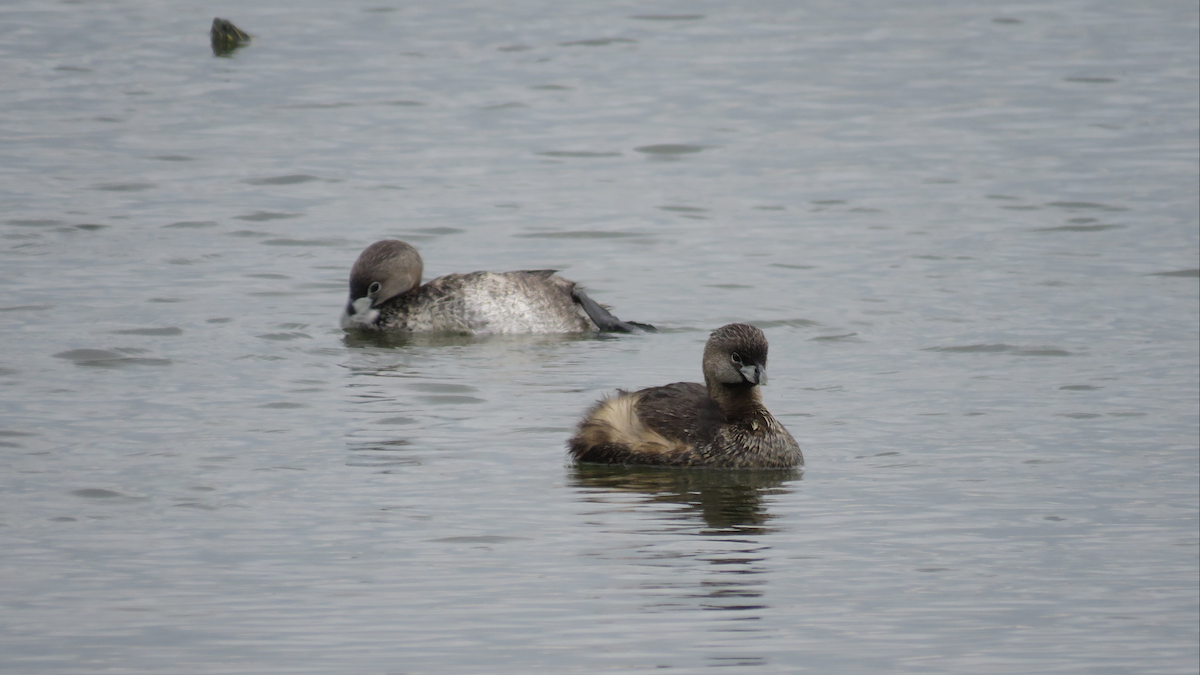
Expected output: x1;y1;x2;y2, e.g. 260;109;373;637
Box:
570;464;798;534
569;464;801;651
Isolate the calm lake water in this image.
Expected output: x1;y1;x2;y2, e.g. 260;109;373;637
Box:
1;0;1197;673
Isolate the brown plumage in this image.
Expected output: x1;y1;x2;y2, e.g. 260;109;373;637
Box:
569;323;803;468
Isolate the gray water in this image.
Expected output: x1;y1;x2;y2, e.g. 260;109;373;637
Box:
1;0;1197;673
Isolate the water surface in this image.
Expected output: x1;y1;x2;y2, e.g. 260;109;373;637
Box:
1;0;1197;673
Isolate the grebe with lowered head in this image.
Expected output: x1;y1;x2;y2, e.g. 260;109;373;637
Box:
341;240;653;334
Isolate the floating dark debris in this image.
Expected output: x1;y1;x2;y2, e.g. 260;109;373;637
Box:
211;18;251;57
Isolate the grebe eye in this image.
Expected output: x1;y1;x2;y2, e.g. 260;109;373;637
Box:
730;352;743;366
367;281;382;297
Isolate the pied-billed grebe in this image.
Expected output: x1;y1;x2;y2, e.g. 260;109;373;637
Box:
340;240;653;334
569;323;802;468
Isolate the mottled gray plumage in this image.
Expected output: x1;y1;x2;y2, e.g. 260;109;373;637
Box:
569;323;803;468
341;240;652;334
